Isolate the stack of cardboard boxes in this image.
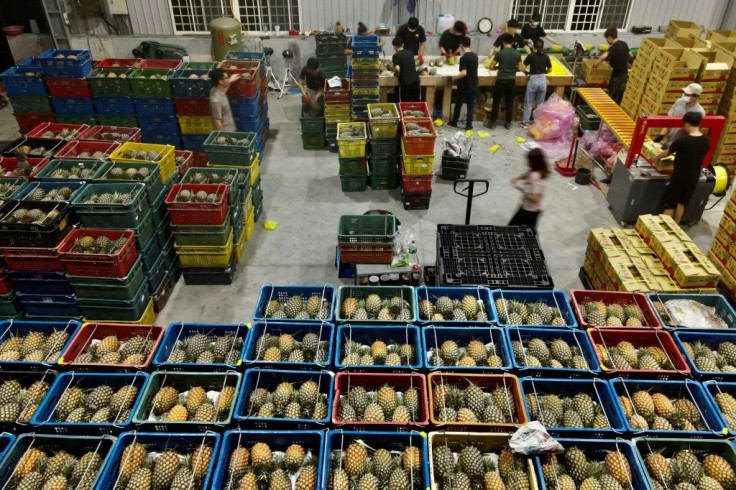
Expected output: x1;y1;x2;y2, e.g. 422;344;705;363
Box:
712;40;736;176
621;38;679;120
708;189;736;298
639;48;704;116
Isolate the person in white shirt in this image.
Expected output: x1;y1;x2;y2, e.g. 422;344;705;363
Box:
656;83;705;148
508;148;549;229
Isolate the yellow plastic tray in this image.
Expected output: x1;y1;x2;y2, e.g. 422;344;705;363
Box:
244;207;255;241
110;142;176;182
175;231;234;267
337;122;367;158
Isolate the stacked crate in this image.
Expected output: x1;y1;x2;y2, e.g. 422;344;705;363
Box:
639;48;704;118
713;42;736;175
300;107;326;150
170;61;217;158
315;32;349;79
87;58;140;130
400;117;436;210
367;103;400;191
37;50;95;129
620;38;678;120
336;122;368;192
350;36;382;122
0;54;55;132
337;214;396;266
324;78;351;151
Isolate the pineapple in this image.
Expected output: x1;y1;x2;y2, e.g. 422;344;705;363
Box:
152;386;179;415
672;450;701;485
344;441;367;478
703;454;736;488
645;452;673;487
250;442;272;467
564;446;588;483
605;450;632;485
190;444;212;481
458;446;484;477
631;391;655;419
152;450;180;489
125;468;151;490
284;295;304;318
227;447;250;481
119;442;147;482
372;449;394;480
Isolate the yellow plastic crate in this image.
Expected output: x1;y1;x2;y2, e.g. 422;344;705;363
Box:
110;142;176;182
352;59;380;70
325;105;350;116
401;140;435;174
243;187;254;219
235;224;247;264
244;207;255;241
367;103;400;139
178;116;214;135
83;297;155;325
353;87;380;96
175;231;234;267
326;115;352;124
337;122;367;158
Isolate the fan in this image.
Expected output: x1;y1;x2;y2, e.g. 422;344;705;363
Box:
278;40;303;99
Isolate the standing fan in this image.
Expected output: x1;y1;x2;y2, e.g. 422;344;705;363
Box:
278;41;303;99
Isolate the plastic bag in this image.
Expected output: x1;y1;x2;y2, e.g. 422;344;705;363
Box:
538;138;573;159
529;94;576;141
509;421;564;455
663;299;729;329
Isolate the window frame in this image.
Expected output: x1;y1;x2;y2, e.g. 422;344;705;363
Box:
511;0;634;33
168;0;302;35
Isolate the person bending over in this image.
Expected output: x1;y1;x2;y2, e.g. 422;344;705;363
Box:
392;37;420;102
396;17;426;62
439;20;467;61
298;58;325;111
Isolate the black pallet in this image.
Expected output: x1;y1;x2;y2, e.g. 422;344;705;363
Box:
437;255;554;289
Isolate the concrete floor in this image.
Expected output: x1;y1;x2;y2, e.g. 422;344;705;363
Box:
0;93;726;325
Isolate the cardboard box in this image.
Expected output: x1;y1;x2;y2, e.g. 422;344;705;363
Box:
647;77;694;94
581;58;612;84
699;80;728;92
660;241;721;288
725;197;736;221
666;20;703;41
695;50;735;80
719;266;736;297
641;141;662;162
639;93;664;115
621;91;642;115
628;70;649;91
697;92;723;105
641;37;681;54
635;213;692;250
675;37;711;50
709;235;731;267
652;49;704;80
707;30;736;42
714;41;736;57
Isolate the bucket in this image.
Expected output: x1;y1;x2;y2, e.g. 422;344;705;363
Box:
574;167;591;185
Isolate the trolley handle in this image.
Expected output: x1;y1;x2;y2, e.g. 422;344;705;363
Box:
453;179;490;225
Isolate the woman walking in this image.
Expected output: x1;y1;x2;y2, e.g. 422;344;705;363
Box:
508;148;549;229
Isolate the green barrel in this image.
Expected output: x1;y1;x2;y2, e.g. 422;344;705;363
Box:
210;17;243;61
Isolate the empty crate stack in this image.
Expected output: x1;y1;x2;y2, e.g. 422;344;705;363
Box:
300;105;326;150
129;59;183;149
350;36;381;122
336;122;368;192
316;33;349;149
338;214;397;266
324;78;351;151
440;130;472;181
401;114;437;210
1;53;55;132
366;103;400;191
171;60;217;158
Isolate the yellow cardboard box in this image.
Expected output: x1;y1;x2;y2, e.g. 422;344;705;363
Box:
697;92;723;104
639;94;664;115
709;234;731;267
641;37;680;54
581;58;612;84
666;20;703;40
661;241;721;288
653;49;704;80
699;80;728;92
714;40;736;57
706;30;736;42
720;266;736;297
695;50;735;80
641;141;662;162
635;214;693;248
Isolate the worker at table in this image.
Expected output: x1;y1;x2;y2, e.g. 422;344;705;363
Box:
439;21;467;61
521;12;560;49
490;19;530;56
392;37;420;102
486;34;525;130
655;83;705;148
396;17;426;63
593;27;631;105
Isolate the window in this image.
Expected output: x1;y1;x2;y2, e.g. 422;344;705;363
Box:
511;0;632;32
169;0;300;34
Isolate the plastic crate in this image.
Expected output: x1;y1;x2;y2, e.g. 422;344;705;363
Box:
369;172;400;190
78;125;140;143
367;103;400;139
174;149;193;176
0;292;22;318
243;321;335;370
51;97;95;116
17;292;80;317
55;140;120;160
336;122;367;158
137;59;182;70
178;115;213;135
96;115;138;128
110;142;176;182
68;256;144;301
138;114;178;134
588;328;690;379
172;214;232;247
302;132;327;150
165;183;228;226
401;118;437;155
14;113;55;132
140;131;182;150
203;131;257;167
87;68;134;96
674;330;736;381
45;77;92;98
181;256;236;285
0;156;50;179
324;77;351;101
222;68;259;97
39;49;92;78
174;232;234;267
0;201;73;248
0;320;79;369
31;372;149;433
182;134;208;151
58;228;136;277
0;177;28;203
230;96;266;118
646;292;736;329
9;270;71;295
507;326;602;377
571;289;662;329
611;379;724;437
336;285;415;323
132;370;241;431
337;214;396;244
0;269;11;295
54;115;98;126
334;324;422;372
132;98;175;118
0;434;113;489
27;122;89;141
128;68;174;97
401;191;431;210
153;322;248;371
77;279;150;322
4;137;64;158
0;66;47;95
83;295;155;325
337;157;367;176
180;61;219;70
703;380;736;436
401;141;435;174
0;244;64;272
0;433;14;466
400;161;432;193
173;97;211;117
94;58;139;68
492;289;578;327
97;161;161;205
300;112;325;133
60;322;163;370
576;104;602;131
399;102;430;119
9;94;52;114
338;174;367;192
34;158;109;182
72;182;148;228
368;135;399;158
414;286;497;324
252;285;336;323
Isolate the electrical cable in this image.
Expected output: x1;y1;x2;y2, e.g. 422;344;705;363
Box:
704;194;726;211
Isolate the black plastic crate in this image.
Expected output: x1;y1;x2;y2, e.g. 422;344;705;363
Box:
440;166;467;180
402;191;431;210
181;253;236;285
437;255;554;289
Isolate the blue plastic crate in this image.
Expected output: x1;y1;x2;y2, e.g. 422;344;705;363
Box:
14;180;85;204
234;368;334;427
0;371;58;430
702;380;736;437
17;50;54;67
243;321;334;370
352;46;381;58
39;50;92;78
414;286;497;324
646;292;736;329
141;132;182;149
138;114;179;133
9;271;74;295
536;439;648;490
16;293;81;317
253;285;336;322
154;322;249;371
334;324;423;372
98;431;221;490
134;97;176;117
224;51;266;64
213;430;323;490
505;326;601;377
324;430;429;489
50;97;95;116
609;379;725;437
519;377;626;438
674;330;736;381
171;69;212;97
0;320;80;369
234;116;266;133
0;433;15;466
31;372;149;433
422;325;512;371
492;289;578;327
1;66;47;95
230;96;264;118
351;35;380;47
93;96;136;115
181;134;207;151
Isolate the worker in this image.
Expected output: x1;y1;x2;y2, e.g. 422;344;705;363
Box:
486;34;525;130
508;148;549;229
655;83;705;148
345;22;385;55
448;37;478;130
593;27;631;105
521;12;560;49
396;17;426;62
490;19;530;56
209;68;239;132
521;39;552;129
298;58;325;112
653;111;711;224
392;37;420;102
439;20;467;60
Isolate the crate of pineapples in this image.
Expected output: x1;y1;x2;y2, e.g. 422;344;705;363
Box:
324;430;429;490
675;331;736;380
415;286;496;324
0;433;115;490
336;286;416;323
422;326;512;371
153;323;246;371
234;368;333;429
648;292;736;329
110;142;176;182
252;285;336;322
0;319;80;369
72;181;148;228
98;161;162;204
428;372;526;432
519;377;625;437
633;437;736;490
96;431;221;490
588;328;690;378
571;289;661;329
35;158;109;182
610;379;724;436
492;289;578;327
0;370;55;431
537;438;648;490
507;326;600;376
212;430;324;490
0;177;29;207
428;431;538;490
0;200;72;248
332;372;428;430
55;139;120;160
702;380;736;436
59;228;138;277
335;324;422;371
243;321;334;370
15;180;85;204
30;372;148;433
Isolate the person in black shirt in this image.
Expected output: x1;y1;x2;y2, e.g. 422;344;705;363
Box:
439;20;467;60
521;40;552;128
392;37;420;102
490;19;530;56
654;111;712;224
521;12;560;49
298;58;325;111
594;27;631;104
396;17;426;62
449;37;478;130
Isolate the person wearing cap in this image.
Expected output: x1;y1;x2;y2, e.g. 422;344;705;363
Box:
521;12;560;48
396;17;426;63
655;83;705;148
593;27;631;104
490;19;530;56
439;21;468;60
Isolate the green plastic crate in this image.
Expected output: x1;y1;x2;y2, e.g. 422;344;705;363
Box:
97;161;162;205
9;95;51;114
337;214;395;243
130;209;155;250
368;156;398;175
370;172;400;190
87;68;133;96
55;115;98;126
128;69;174;98
203;131;257;166
576;104;601;131
302;132;326;150
0;293;21;318
172;213;233;246
72;182;149;228
339;174;367;192
339;157;367;176
180;61;218;71
69;256;145;300
35;159;109;181
97;115;138;127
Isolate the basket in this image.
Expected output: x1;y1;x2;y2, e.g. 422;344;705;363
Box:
611;379;725;437
13;113;55;132
179;116;213;135
96;115;138;128
94;58;139;69
83;296;155;325
336;123;367;158
174;97;211;116
367;103;400;139
507;326;602;377
55;115;98;126
336;285;415;323
414;286;497;324
68;256;144;301
97;161;162;205
138;115;178;134
180;61;219;70
0;177;28;202
132;370;241;431
334;324;423;372
180;257;235;285
27;122;89;141
401;117;437;154
4;137;64;158
702;380;736;436
368;135;398;159
401;191;431;210
398;102;430;119
58;228;137;277
401;141;435;174
369;172;400;190
243;321;335;370
17;293;80;317
576;104;602;131
302;132;327;150
421;326;512;371
137;59;182;70
0;434;13;465
87;68;134;96
0;321;79;369
0;156;50;179
153;322;248;371
128;69;174;97
633;438;736;486
72;182;148;228
338;174;367;192
0;244;64;272
110;142;176;182
203;131;257;167
400;161;432;193
172;214;232;247
31;372;149;433
59;322;164;371
588;328;690;379
55;140;120;160
674;330;736;381
165;183;229;225
133;97;176;117
39;49;92;78
51;97;95;116
571;289;662;329
8;270;71;296
174;232;234;267
337;157;366;176
337;214;396;244
0;66;46;96
0;201;73;248
174;149;193;176
45;77;92;97
8;95;51;114
34;159;109;182
0;293;21;318
252;285;336;323
493;289;579;327
223;68;259;97
646;292;736;329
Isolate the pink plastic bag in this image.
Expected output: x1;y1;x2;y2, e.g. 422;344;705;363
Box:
529;94;576;141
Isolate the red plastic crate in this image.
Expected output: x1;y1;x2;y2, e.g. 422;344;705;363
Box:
332;372;429;430
398;102;430;119
27;122;90;141
55;140;121;160
0;157;50;179
60;323;164;370
338;243;393;264
15;113;55;132
0;269;12;295
400;160;432;193
137;59;182;70
174;150;193;176
0;245;64;272
45;77;92;97
571;289;661;329
324;78;351;101
165;183;228;225
78;125;142;143
587;328;690;379
94;58;140;69
401;118;437;155
173;97;211;116
191;150;208;167
224;69;259;98
59;229;137;277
